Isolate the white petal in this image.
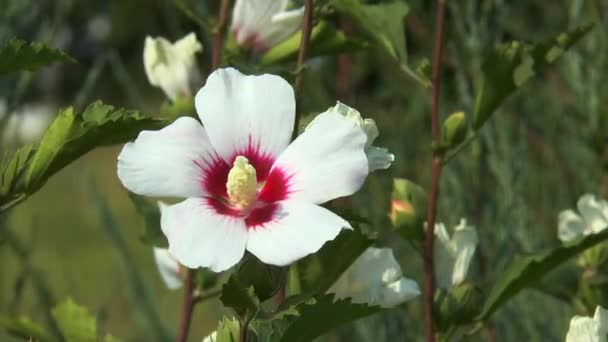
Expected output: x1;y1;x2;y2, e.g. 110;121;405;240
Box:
161;198;247;272
380;278;421;308
195;68;295;163
433;223;453;253
578;194;608;234
558;210;587;242
262;7;305;47
271;111;368;204
117;117;218;198
202;331;218;342
566;307;608;342
367;146;395;172
143;34;202;100
328;247;419;308
450;219;478;286
231;0;301;48
153;247;183;290
246;200;349;266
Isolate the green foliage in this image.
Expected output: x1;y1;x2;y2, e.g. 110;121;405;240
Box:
220;274;261;322
0;38;75;74
254;294;379;342
0;101;168;211
0;315;53;342
260;21;367;66
236;257;282;302
215;316;240;342
472;24;593;130
390;178;427;241
434;282;484;332
292;229;373;295
51;298;98;342
128;193;168;247
478;229;608;321
330;0;429;86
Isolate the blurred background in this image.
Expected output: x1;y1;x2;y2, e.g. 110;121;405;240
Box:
1;0;607;341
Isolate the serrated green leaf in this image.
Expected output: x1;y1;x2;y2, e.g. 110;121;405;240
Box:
0;38;75;74
478;229;608;321
51;298;97;342
0;101;168;211
293;229;374;295
253;294;379;342
260;21;367;66
473;24;593;130
128;193;168;247
0;315;54;342
237;257;282;302
220;275;261;321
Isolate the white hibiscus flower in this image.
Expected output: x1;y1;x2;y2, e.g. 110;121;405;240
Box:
328;247;420;308
118;68;369;272
434;218;478;287
565;306;608;342
559;194;608;243
231;0;304;53
143;33;202;101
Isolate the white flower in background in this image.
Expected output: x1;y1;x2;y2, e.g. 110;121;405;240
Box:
143;33;202;101
328;247;420;308
308;102;395;172
1;102;54;145
118;68;369;272
434;218;478;286
565;306;608;342
153;247;183;290
558;194;608;243
232;0;304;53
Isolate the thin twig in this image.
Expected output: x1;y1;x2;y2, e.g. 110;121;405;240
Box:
239;319;249;342
292;0;314;139
177;269;196;342
212;0;231;70
423;1;447;342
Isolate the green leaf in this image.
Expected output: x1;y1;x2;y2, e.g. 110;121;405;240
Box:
128;193;168;247
0;315;54;342
434;282;484;332
260;21;367;66
330;0;428;86
220;274;261;322
0;38;75;74
215;316;240;342
237;257;282;302
254;294;379;342
292;229;374;295
472;24;593;130
51;298;97;342
478;229;608;321
0;101;168;211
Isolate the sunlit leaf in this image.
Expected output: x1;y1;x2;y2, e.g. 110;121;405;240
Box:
260;21;367;66
0;38;76;74
0;101;168;211
472;24;593;130
51;298;97;342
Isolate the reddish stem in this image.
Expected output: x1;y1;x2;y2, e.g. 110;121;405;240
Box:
423;1;447;342
212;0;230;70
176;269;195;342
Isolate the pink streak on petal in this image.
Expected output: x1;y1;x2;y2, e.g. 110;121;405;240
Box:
195;155;231;197
258;167;293;203
204;197;241;218
245;203;279;229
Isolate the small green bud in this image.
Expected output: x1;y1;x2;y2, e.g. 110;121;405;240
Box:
390;178;428;241
441;111;467;147
434;282;484;332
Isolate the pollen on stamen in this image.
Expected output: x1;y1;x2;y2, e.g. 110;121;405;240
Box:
226;156;258;209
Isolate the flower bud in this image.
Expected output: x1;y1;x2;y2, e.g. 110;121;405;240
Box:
441;111;467;147
391;178;427;241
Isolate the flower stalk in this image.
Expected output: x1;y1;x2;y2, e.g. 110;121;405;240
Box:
423;1;447;342
292;0;314;139
212;0;231;70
